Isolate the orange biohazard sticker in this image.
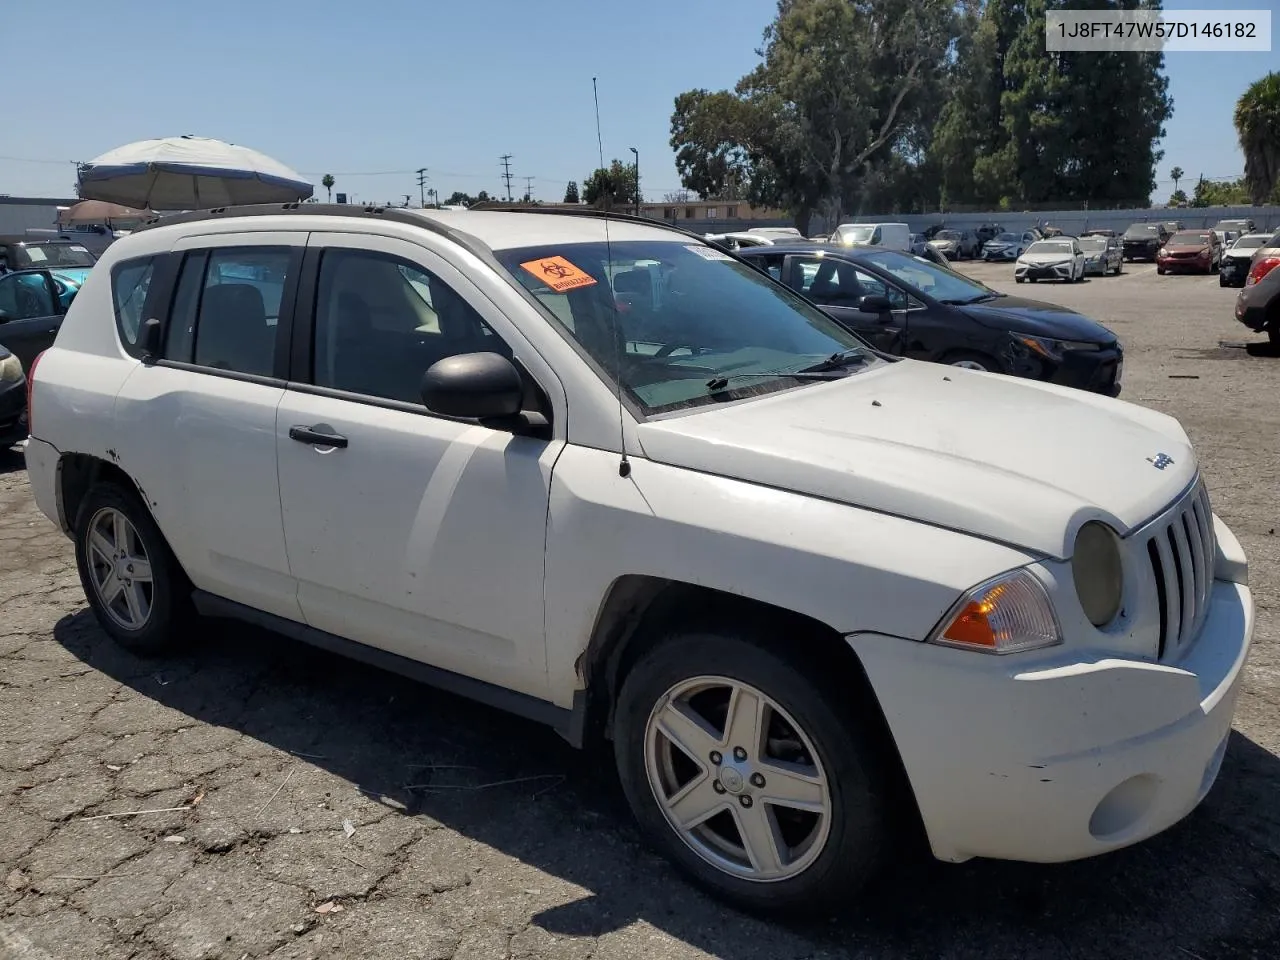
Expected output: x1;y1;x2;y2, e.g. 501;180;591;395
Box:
519;256;598;293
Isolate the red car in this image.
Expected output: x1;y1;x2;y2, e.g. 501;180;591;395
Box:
1156;229;1222;275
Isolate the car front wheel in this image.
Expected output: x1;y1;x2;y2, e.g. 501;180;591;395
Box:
73;481;195;656
613;624;890;914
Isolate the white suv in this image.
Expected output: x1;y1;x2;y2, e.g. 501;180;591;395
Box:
23;204;1254;914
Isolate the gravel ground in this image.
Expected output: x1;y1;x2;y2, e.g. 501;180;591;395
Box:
1;259;1278;960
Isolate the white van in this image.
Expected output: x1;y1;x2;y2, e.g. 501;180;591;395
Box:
831;222;911;252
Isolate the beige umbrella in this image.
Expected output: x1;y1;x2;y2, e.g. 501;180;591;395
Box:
58;199;150;225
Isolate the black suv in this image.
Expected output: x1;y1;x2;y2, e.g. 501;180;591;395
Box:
1121;222;1169;262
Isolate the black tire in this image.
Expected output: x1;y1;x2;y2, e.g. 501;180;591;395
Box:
73;481;195;656
1219;275;1228;287
613;625;892;915
944;350;1001;373
1157;266;1166;275
1015;276;1025;284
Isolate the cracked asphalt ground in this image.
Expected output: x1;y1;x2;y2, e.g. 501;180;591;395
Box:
2;259;1279;960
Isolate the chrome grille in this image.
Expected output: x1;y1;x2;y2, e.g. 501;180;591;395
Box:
1144;483;1216;659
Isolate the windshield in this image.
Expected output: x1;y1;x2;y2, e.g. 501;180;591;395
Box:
1079;237;1107;251
854;249;998;303
13;242;97;269
833;225;874;244
1170;231;1211;245
994;232;1020;242
1026;240;1075;256
1231;235;1268;251
1124;224;1160;237
495;240;878;415
936;231;961;241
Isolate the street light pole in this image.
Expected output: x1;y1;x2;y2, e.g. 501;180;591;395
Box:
629;147;640;216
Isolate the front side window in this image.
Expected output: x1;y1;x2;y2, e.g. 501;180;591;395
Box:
496;240;878;415
856;249;1001;306
313;248;511;405
0;272;55;320
790;257;907;310
166;246;292;376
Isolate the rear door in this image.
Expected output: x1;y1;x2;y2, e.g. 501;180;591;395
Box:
111;232;307;622
0;270;63;368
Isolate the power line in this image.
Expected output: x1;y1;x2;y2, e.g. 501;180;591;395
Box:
499;154;514;202
416;167;428;207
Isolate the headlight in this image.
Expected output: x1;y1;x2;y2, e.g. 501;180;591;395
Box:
0;353;22;383
928;568;1062;655
1019;335;1102;362
1072;521;1123;627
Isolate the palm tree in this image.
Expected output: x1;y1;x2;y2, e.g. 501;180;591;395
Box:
321;174;335;203
1234;72;1280;204
1169;166;1183;195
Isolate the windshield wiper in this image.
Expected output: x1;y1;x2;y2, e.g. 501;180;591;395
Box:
704;369;849;392
940;292;1002;305
797;348;871;374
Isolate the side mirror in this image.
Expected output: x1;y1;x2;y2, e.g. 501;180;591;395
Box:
421;352;523;421
859;294;893;315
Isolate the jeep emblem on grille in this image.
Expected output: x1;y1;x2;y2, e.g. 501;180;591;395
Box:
1147;453;1174;470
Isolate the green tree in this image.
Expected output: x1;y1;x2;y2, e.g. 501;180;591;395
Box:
583;160;637;209
563;180;580;204
444;191;474;206
1191;176;1250;207
1169;166;1183;194
670;0;957;231
321;174;335;203
1167;188;1187;206
1234;72;1280;204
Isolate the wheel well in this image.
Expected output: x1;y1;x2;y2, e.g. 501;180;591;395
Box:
57;454;140;533
577;578;884;746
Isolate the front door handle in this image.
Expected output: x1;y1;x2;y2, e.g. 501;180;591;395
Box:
289;425;348;448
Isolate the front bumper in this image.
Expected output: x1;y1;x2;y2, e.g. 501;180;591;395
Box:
1016;262;1074;281
1160;256;1212;273
0;376;27;448
1220;259;1250;286
849;515;1253;864
1123;242;1160;260
983;248;1016;261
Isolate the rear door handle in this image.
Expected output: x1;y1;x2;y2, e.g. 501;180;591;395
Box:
289;425;348;448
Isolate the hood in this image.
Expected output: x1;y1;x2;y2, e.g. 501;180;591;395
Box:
1018;251;1075;265
957;295;1115;342
635;361;1195;560
1161;243;1209;254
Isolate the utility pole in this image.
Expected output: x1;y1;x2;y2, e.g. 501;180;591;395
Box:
523;176;535;202
629;147;640;216
416;168;428;208
500;154;514;202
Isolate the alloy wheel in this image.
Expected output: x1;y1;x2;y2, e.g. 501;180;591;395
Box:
643;676;833;883
86;506;154;631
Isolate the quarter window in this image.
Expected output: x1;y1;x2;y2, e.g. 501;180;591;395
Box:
312;248;511;405
111;257;156;348
165;247;292;377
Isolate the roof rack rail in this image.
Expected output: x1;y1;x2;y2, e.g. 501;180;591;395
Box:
130;199;724;251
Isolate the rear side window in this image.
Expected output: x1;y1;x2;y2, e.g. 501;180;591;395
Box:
163;247;292;377
111;256;158;352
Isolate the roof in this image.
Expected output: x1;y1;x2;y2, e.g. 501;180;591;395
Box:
133;202;699;252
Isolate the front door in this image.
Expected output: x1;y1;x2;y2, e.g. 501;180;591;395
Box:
784;255;905;353
275;233;564;700
0;271;63;368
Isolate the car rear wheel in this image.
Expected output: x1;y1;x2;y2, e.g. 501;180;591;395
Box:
613;625;891;914
73;481;195;656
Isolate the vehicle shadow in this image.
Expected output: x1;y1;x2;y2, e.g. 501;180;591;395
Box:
52;610;1280;959
1245;341;1280;358
0;445;25;474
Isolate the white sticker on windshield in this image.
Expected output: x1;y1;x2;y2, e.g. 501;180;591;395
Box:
69;245;89;254
24;247;48;263
686;244;733;261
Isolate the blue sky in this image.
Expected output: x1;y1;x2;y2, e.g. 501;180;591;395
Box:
1;0;1276;206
